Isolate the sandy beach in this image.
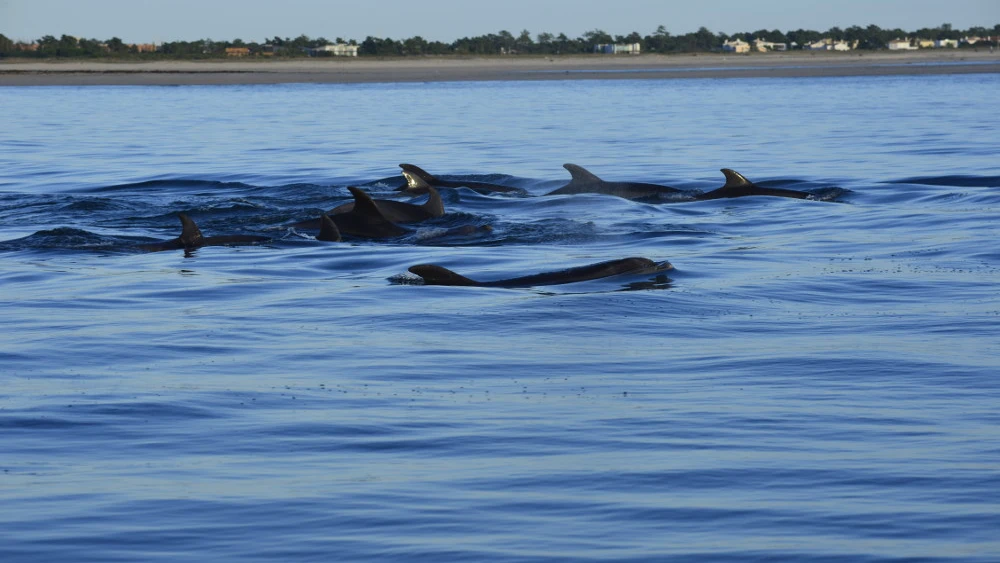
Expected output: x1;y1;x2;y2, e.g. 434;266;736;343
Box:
1;49;997;86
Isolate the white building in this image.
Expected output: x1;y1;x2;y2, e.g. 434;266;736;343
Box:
310;44;359;57
805;38;854;51
594;43;641;55
934;39;959;48
888;38;917;50
722;39;750;53
753;39;788;52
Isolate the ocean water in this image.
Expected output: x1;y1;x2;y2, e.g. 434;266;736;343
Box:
1;73;999;562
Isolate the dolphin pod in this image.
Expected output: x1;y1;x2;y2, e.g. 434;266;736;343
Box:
101;162;829;286
392;162;821;287
399;162;817;201
408;257;673;287
544;163;813;201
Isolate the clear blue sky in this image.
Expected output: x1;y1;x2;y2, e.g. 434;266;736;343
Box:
1;0;997;44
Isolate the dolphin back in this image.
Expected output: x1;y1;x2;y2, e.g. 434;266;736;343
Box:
400;163;524;195
335;187;409;238
408;264;480;286
697;169;812;200
137;213;266;251
491;257;669;287
546;163;603;195
409;257;672;288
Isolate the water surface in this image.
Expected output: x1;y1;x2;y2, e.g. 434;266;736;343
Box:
1;74;998;562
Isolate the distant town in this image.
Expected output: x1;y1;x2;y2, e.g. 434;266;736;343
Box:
1;22;997;59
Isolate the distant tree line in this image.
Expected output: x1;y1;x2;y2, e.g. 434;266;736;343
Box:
2;23;998;59
0;33;355;58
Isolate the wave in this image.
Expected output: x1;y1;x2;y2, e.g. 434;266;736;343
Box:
889;175;1000;188
0;227;133;252
77;178;266;194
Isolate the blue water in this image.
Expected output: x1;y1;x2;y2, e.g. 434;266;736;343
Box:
1;74;999;562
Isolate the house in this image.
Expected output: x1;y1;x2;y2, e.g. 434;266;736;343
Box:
722;39;749;53
129;43;157;53
309;43;359;57
594;43;641;55
887;38;916;50
918;39;935;48
225;47;250;57
935;39;958;48
753;39;787;52
259;44;282;56
805;38;854;51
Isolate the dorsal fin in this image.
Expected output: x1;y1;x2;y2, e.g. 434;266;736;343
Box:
347;187;389;220
399;163;435;190
563;163;603;185
317;213;341;242
399;163;435;180
421;186;445;217
177;213;204;248
408;264;479;286
721;168;753;188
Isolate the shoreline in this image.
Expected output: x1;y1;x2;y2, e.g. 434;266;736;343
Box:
1;50;998;86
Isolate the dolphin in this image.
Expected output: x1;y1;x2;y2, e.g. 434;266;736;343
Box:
136;213;268;252
327;187;409;239
310;187;487;241
398;163;525;195
408;257;672;288
545;164;686;200
292;186;444;230
695;169;813;200
330;185;444;221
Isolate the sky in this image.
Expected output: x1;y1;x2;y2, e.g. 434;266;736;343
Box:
1;0;997;44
